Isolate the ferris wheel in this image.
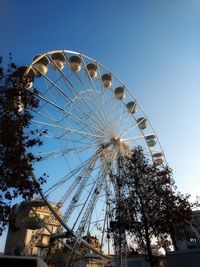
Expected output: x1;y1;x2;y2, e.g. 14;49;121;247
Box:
21;50;166;266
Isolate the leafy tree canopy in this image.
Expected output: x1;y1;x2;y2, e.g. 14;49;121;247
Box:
0;55;46;234
110;147;193;267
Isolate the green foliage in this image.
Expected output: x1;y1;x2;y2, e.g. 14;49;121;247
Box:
0;55;46;234
111;147;193;266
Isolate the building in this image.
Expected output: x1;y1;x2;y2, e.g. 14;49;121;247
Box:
80;235;103;255
4;200;61;258
4;202;105;266
177;210;200;250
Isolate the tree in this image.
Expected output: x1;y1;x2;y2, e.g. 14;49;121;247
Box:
0;55;46;235
111;147;193;267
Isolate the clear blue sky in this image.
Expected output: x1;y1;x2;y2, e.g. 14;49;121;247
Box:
1;0;200;252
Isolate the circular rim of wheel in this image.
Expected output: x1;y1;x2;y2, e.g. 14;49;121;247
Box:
22;49;167;259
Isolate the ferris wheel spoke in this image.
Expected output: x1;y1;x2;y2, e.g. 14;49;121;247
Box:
74;74;108;123
43;154;99;198
98;80;118;133
44;163;101;213
30;108;65;127
64;85;112;137
41;133;99;147
32;120;107;140
101;93;116;133
44;170;80;199
124;134;147;142
101;187;113;252
61;162;99;225
34;144;100;161
61;159;110;230
120;121;139;138
57;175;84;210
34;92;111;139
73;71;116;135
45;73;111;136
45;57;112;137
81;57;114;133
87;164;112;246
112;107;133;136
30;117;99;143
72;172;103;234
30;119;102;144
110;93;120;134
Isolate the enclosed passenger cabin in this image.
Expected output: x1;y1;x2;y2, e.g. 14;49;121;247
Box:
126;101;137;114
86;63;98;78
32;55;49;76
69;55;82;72
137;117;147;130
101;73;112;88
51;52;66;70
114;87;125;100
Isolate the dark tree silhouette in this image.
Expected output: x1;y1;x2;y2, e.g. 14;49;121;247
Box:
111;147;193;267
0;55;46;235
